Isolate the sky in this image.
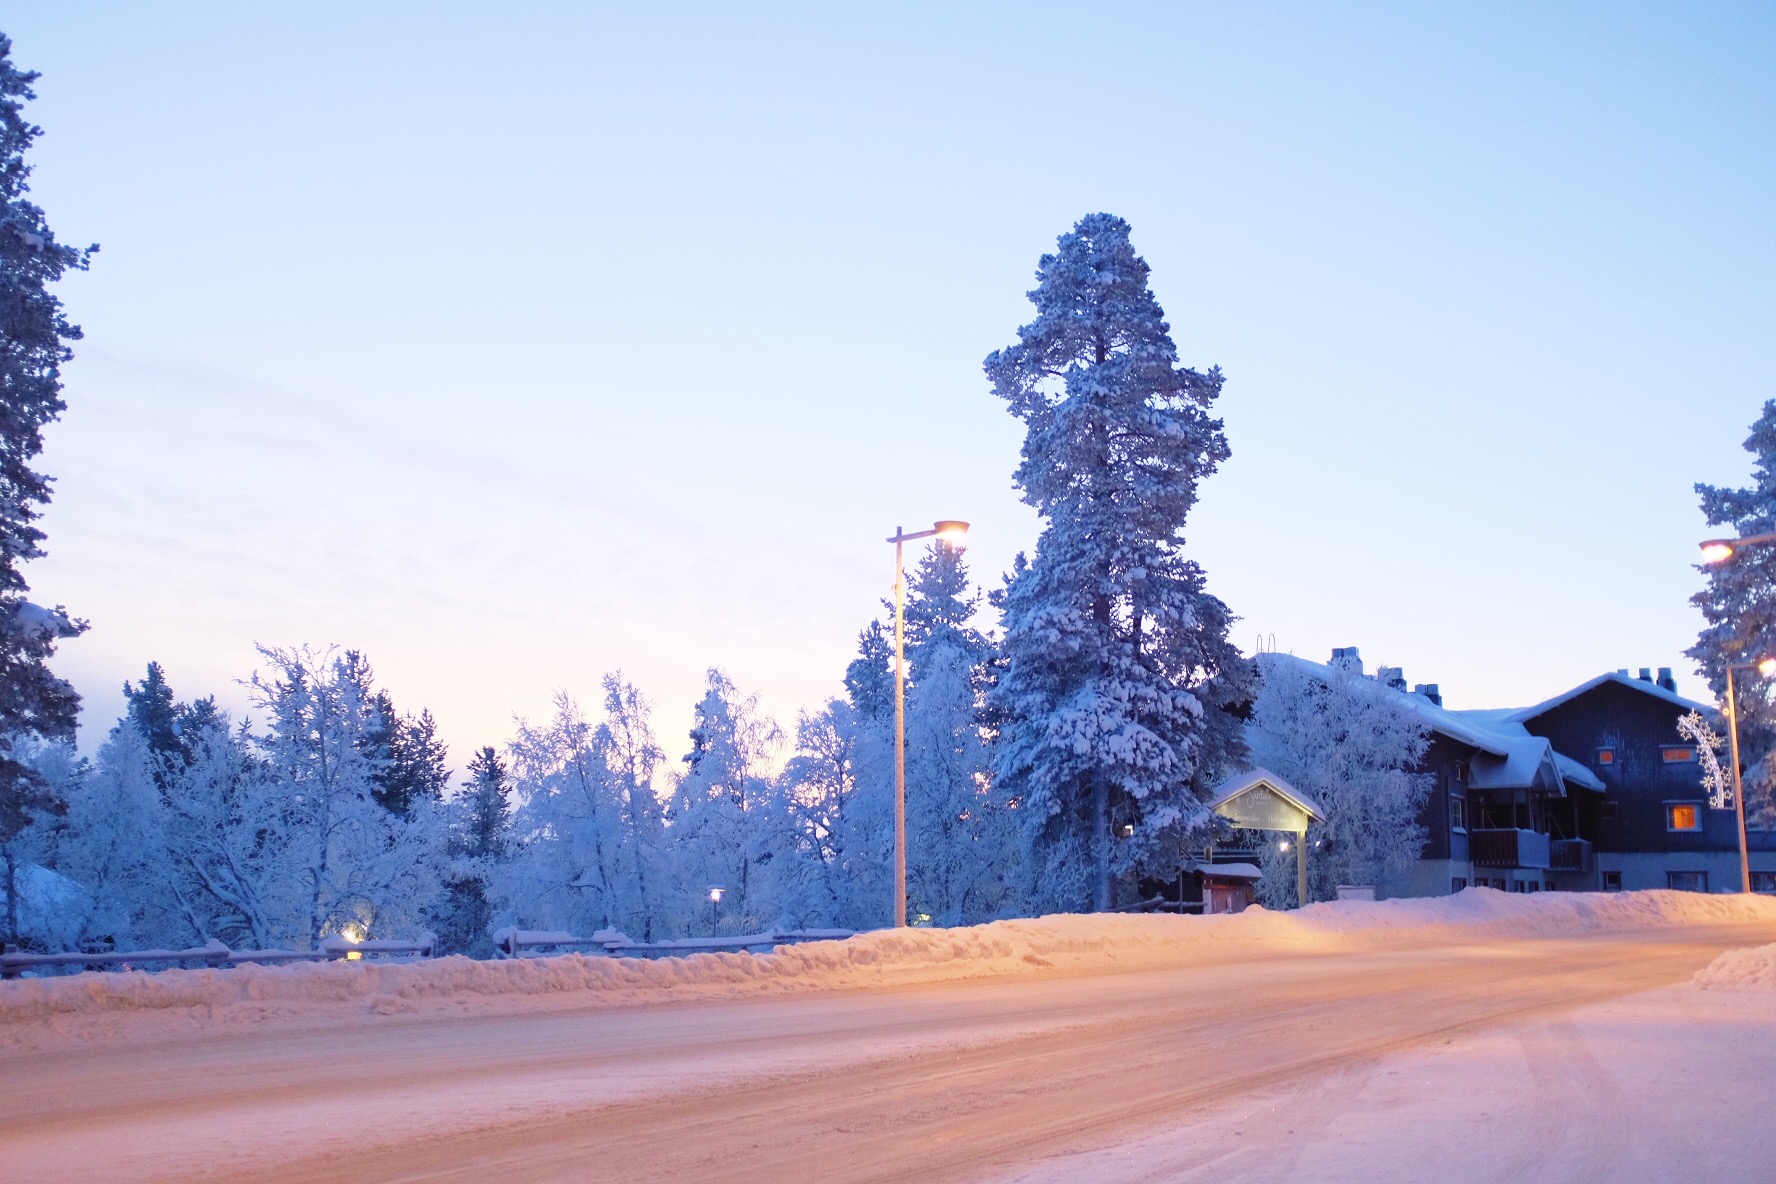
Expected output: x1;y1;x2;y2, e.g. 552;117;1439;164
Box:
4;2;1774;774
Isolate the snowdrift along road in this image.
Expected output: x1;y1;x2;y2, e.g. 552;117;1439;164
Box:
5;887;1776;1055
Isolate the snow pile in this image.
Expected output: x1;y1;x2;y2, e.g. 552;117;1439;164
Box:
1693;941;1776;990
5;889;1775;1053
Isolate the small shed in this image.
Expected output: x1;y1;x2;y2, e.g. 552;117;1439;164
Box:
1200;861;1262;915
1207;768;1325;908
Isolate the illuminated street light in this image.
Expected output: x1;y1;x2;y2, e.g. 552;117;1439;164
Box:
885;519;970;928
707;885;725;936
1700;531;1776;565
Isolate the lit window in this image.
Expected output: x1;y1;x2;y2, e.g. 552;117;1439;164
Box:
1449;796;1467;832
1667;804;1701;831
1597;748;1615;766
1662;746;1696;764
1667;870;1708;892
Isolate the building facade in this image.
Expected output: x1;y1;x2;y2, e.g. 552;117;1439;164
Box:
1278;651;1776;898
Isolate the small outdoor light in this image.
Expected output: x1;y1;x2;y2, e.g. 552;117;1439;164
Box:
1278;839;1291;853
884;518;971;928
706;885;726;937
707;886;725;904
1759;658;1776;678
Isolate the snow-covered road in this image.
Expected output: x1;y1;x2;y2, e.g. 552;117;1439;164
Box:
4;898;1775;1183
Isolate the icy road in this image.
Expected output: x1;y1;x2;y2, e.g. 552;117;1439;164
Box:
3;896;1775;1183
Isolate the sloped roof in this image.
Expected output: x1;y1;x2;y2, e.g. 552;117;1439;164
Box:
1507;671;1714;724
1207;766;1325;822
1257;653;1594;794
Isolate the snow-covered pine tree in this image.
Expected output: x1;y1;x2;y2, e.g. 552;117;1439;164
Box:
1246;653;1432;905
437;746;512;956
1691;401;1776;826
777;698;883;927
985;213;1252;913
0;38;93;944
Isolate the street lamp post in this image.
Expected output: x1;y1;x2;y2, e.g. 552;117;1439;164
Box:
1722;660;1775;894
1699;534;1776;894
886;519;970;928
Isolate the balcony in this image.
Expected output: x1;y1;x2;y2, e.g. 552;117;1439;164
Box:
1549;838;1595;874
1470;828;1552;870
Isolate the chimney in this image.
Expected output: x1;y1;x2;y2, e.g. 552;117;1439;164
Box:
1414;683;1442;707
1657;667;1677;693
1617;669;1630;677
1330;647;1363;675
1638;668;1653;683
1377;666;1407;692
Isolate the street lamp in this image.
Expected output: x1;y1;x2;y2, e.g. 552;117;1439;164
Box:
1700;531;1776;565
1722;659;1776;894
1698;531;1776;893
885;519;970;927
707;885;725;935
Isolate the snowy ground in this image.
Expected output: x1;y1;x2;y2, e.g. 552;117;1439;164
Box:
2;890;1774;1182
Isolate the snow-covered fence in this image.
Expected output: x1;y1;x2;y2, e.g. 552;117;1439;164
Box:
494;927;856;960
0;932;437;979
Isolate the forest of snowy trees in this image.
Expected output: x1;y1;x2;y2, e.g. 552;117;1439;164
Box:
0;41;1554;957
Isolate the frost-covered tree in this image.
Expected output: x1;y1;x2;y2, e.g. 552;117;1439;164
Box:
1246;653;1432;905
499;680;667;938
901;544;1015;924
986;213;1252;913
1690;400;1776;826
664;669;785;932
251;646;446;946
0;38;93;938
778;698;891;928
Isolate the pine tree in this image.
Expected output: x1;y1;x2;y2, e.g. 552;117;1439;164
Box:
985;213;1253;913
1690;400;1776;825
438;746;511;956
0;38;93;943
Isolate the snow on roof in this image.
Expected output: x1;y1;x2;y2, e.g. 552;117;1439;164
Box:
1199;862;1262;881
1507;671;1715;724
1207;766;1325;822
1259;653;1599;794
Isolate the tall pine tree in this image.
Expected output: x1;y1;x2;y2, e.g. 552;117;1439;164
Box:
985;213;1251;913
1690;400;1776;825
0;39;92;946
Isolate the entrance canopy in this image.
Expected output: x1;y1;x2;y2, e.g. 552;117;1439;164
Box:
1207;768;1324;834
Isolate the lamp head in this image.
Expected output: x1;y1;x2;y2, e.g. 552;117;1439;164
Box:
1700;540;1737;565
933;519;970;546
1758;658;1776;678
707;886;725;903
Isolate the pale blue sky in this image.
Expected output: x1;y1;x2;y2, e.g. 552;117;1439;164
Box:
6;2;1774;763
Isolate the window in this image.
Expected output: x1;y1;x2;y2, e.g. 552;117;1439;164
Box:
1449;796;1467;832
1603;871;1622;891
1661;746;1697;764
1667;871;1708;893
1667;803;1702;832
1492;878;1506;890
1753;872;1776;894
1597;747;1616;766
1451;877;1468;893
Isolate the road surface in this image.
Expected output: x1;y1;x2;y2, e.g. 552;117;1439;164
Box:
2;922;1772;1183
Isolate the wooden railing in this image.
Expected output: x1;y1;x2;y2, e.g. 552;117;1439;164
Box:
1470;828;1552;870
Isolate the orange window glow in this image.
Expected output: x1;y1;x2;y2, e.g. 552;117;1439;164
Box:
1668;804;1700;831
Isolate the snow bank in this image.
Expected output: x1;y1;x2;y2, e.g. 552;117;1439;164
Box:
5;888;1774;1054
1693;941;1776;990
